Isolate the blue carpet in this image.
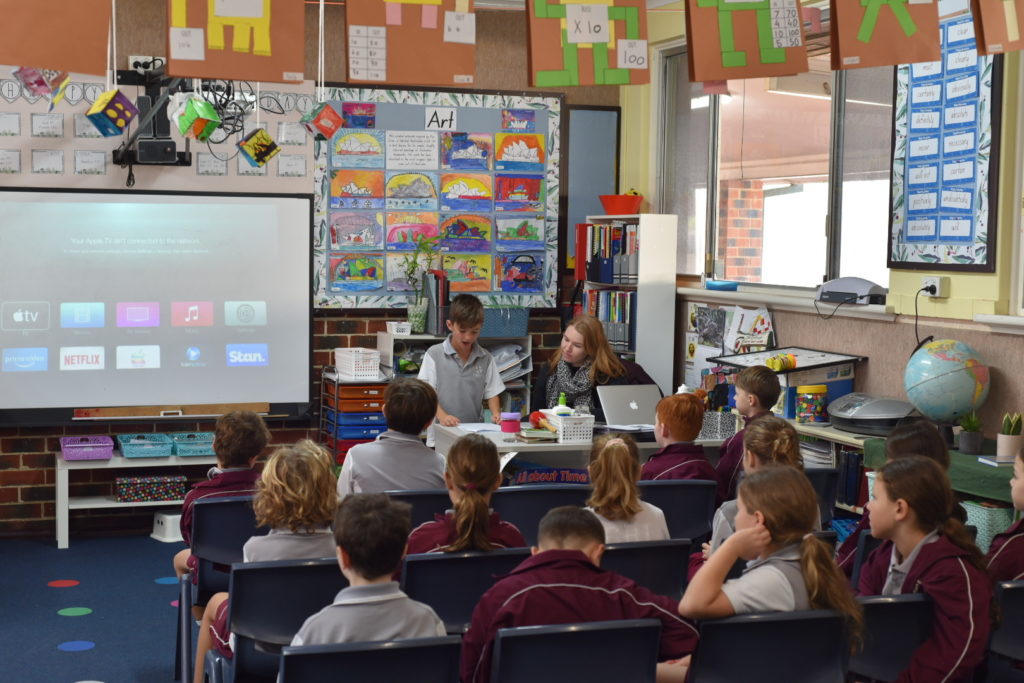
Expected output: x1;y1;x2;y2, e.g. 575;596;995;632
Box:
2;535;185;683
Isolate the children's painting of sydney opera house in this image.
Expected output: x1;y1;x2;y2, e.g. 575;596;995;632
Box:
330;211;384;250
330;170;385;209
332;129;385;168
385;171;438;211
441;132;492;171
494;134;545;173
494;174;545;212
440;214;492;252
439;173;493;212
329;254;384;291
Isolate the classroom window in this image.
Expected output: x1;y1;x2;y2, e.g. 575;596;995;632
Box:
659;51;895;288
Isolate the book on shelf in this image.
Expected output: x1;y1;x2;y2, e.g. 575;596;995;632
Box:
575;221;640;285
580;288;637;353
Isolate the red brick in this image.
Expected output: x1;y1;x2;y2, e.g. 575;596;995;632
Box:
325;320;365;335
0;502;42;518
1;437;47;453
351;335;377;348
0;488;17;503
267;429;317;444
367;319;388;333
527;317;561;333
0;454;20;470
315;335;344;350
0;518;51;536
19;425;63;436
0;470;46;486
21;453;54;469
20;485;54;502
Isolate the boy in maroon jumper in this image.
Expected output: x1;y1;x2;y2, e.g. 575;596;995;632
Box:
641;393;717;490
986;447;1024;581
172;410;270;615
715;366;779;501
461;506;699;683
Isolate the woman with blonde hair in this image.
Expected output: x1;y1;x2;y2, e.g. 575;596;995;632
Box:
586;433;669;543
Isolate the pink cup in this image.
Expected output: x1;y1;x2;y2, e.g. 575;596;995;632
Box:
500;412;521;433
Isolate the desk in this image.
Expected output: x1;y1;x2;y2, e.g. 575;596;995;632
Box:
56;453;216;549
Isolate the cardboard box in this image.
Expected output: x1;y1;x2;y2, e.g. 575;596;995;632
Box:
115;475;187;503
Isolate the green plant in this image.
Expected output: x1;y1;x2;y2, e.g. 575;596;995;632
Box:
398;233;441;305
959;411;982;432
1001;412;1022;436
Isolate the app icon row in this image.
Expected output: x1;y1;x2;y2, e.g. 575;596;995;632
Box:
1;344;270;371
1;301;268;332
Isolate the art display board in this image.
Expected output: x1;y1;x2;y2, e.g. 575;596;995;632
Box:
888;7;1001;271
166;0;305;83
830;0;941;70
0;0;111;77
346;0;477;87
312;86;561;309
684;0;808;82
527;0;650;87
972;0;1024;54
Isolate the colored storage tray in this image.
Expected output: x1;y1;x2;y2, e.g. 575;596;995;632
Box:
322;408;337;425
339;397;385;412
60;436;114;461
336;424;387;440
337;385;386;400
117;433;174;458
337;412;387;426
170;432;215;457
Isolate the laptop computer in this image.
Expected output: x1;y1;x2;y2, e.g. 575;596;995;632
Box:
596;384;663;427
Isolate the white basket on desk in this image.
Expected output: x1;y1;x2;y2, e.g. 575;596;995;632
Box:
334;347;381;380
543;409;595;444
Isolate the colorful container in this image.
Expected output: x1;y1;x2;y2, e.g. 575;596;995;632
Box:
500;412;521;433
796;385;829;423
115;475;187;503
59;436;114;461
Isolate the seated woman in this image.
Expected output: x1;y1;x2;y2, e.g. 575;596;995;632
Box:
530;314;654;423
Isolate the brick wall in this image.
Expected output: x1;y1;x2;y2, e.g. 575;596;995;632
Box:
0;307;567;539
717;179;765;282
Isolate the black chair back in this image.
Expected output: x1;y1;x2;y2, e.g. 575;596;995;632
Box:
490;485;591;545
637;480;717;542
192;495;268;599
387;489;452;529
803;467;839;527
850;531;885;589
401;548;531;633
990;580;1024;662
227;558;349;679
813;529;838;553
602;539;692;600
689;609;848;682
490;619;662;683
849;594;933;682
279;636;462;682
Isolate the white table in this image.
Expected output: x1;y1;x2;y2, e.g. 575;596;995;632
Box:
55;453;216;549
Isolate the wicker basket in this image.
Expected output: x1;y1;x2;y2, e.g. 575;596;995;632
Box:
544;410;595;444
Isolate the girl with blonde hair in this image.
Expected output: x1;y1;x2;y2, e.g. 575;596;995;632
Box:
586;433;670;543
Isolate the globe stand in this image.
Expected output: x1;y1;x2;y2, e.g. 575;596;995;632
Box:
936;422;955;449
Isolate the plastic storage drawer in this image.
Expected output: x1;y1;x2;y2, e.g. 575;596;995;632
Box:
336;424;387;440
337;412;387;426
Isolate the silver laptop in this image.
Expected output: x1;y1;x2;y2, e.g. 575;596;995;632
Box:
596;384;663;425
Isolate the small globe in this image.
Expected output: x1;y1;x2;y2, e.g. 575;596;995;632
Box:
903;339;990;424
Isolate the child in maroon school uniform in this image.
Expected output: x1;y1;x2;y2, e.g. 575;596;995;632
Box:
857;456;992;683
172;411;270;616
641;393;718;489
986;446;1024;581
461;506;699;683
405;433;525;555
714;366;779;502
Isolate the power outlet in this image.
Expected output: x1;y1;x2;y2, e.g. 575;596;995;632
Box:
921;276;950;298
128;55;164;75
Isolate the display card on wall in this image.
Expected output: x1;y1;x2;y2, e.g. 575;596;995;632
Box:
973;0;1024;54
0;1;111;76
313;86;560;309
830;0;941;70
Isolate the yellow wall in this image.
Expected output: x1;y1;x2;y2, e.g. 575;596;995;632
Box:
623;21;1022;320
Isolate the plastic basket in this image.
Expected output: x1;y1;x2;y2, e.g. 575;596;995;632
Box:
335;347;381;380
962;500;1016;553
599;194;643;214
117;433;174;458
60;436;114;461
546;411;595;444
170;432;215;457
696;412;737;441
481;308;529;338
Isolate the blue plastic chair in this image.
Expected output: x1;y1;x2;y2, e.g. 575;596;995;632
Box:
386;489;452;529
279;636;462;682
490;484;591;545
401;548;531;633
602;539;692;600
175;495;267;682
848;594;933;682
689;609;848;682
804;467;839;527
203;558;349;683
850;530;884;589
637;479;717;542
490;619;662;683
986;580;1024;682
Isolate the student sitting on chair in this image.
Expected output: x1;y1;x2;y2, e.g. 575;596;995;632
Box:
586;433;670;544
677;466;862;677
986;446;1024;581
336;378;445;497
417;294;504;427
461;506;699;683
715;366;780;502
405;433;526;555
173;410;270;614
835;418;964;579
641;393;717;486
194;441;338;683
856;457;991;682
291;494;445;646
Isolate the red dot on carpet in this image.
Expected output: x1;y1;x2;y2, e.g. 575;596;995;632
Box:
171;600;179;607
48;580;80;588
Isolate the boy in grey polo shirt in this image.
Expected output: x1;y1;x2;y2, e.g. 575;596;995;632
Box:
418;294;504;426
291;494;445;646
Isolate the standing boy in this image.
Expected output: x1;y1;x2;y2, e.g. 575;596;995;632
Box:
642;393;718;492
461;506;699;683
715;366;780;501
290;494;445;645
336;378;445;497
418;294;504;426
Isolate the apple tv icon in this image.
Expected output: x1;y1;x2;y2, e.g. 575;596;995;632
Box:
1;301;50;331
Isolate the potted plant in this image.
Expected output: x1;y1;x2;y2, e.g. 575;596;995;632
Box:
957;411;983;455
996;412;1023;463
398;233;441;334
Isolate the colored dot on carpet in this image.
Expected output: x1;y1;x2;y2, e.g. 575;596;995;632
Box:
154;576;178;585
73;680;105;683
171;599;179;608
58;607;93;617
48;579;80;588
57;640;95;652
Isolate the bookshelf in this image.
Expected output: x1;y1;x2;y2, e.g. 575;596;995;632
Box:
576;214;677;395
